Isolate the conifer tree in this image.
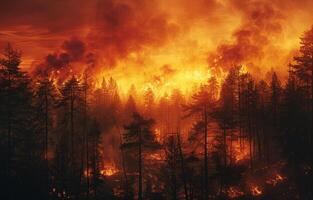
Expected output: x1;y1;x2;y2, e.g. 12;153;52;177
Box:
122;112;160;200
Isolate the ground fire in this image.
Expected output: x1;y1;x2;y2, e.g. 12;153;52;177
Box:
100;165;119;177
226;186;244;198
266;173;286;186
250;185;263;196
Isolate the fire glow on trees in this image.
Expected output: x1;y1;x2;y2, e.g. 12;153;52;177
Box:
233;139;250;163
1;0;313;199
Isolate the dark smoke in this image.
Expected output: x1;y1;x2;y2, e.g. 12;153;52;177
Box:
209;0;284;71
87;0;179;67
33;37;87;76
62;38;86;61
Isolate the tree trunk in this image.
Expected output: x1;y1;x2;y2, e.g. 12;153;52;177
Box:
44;83;49;198
119;128;129;198
248;111;253;170
138;127;143;200
83;78;90;199
92;135;97;198
70;86;74;163
256;127;262;161
311;59;313;146
177;131;189;200
238;75;243;150
204;105;208;200
86;136;90;199
223;127;227;168
170;138;177;200
7;72;12;177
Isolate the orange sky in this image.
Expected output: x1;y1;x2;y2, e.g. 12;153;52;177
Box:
1;0;313;96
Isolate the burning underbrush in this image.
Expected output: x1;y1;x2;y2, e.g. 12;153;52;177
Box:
84;164;119;178
221;161;296;199
100;164;119;177
226;186;245;198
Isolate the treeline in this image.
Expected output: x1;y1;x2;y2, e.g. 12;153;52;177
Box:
0;45;122;199
0;27;312;200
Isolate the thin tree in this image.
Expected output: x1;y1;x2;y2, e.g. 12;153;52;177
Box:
0;44;22;176
184;77;218;200
292;26;313;146
122;112;159;200
34;77;58;197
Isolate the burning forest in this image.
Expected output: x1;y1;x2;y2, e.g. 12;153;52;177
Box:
0;0;313;199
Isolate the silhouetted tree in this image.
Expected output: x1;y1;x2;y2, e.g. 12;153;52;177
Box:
291;26;313;148
33;77;58;198
184;77;218;200
122;112;160;200
0;44;43;199
53;76;84;198
144;87;155;118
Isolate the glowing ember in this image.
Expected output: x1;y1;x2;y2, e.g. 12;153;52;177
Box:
250;185;263;196
100;165;119;176
227;186;244;198
147;153;163;161
266;174;286;186
154;128;161;142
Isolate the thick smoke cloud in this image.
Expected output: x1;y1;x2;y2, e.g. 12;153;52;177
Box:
0;0;93;32
208;0;284;71
207;0;313;75
33;38;86;76
1;0;313;77
87;0;179;66
62;38;86;62
19;0;179;74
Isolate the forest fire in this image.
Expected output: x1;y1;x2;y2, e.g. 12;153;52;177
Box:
1;0;313;199
103;68;215;99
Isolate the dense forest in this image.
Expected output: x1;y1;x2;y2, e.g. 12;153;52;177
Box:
0;25;313;200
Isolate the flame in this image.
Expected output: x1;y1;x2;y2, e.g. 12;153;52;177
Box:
100;165;119;176
239;65;248;75
98;67;215;100
250;185;263;196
